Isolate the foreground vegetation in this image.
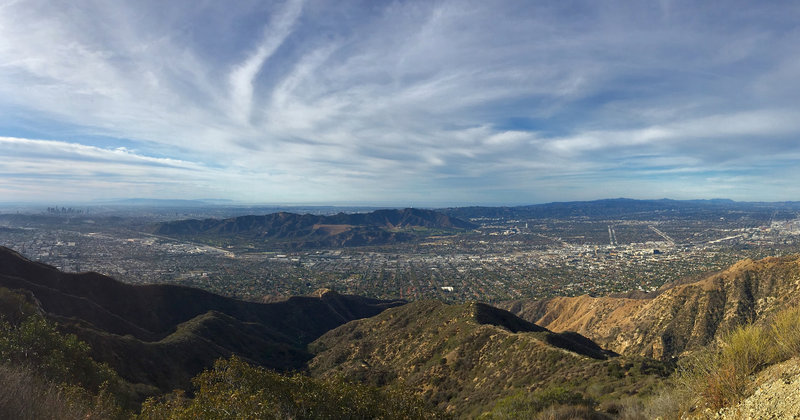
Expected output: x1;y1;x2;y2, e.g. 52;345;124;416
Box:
0;288;125;419
668;303;800;417
139;357;443;419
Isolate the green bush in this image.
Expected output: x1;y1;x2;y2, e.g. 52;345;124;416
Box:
0;305;127;420
139;356;445;419
480;386;593;419
0;287;39;324
0;314;119;393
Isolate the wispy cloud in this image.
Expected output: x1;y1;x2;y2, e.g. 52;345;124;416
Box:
1;0;800;204
229;0;304;124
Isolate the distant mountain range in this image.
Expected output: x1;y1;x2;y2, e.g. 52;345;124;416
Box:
153;207;477;249
442;198;800;221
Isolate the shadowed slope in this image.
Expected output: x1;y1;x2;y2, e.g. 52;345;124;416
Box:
0;246;405;391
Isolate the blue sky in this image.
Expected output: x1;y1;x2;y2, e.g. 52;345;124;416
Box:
1;0;800;205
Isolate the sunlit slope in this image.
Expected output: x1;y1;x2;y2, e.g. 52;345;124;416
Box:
309;300;669;416
501;255;800;359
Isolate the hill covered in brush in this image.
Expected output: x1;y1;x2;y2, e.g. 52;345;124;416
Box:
152;208;477;249
309;300;669;417
0;245;667;418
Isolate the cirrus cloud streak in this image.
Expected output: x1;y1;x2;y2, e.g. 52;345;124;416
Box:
1;0;800;204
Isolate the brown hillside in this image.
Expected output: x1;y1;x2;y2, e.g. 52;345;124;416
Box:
499;255;800;360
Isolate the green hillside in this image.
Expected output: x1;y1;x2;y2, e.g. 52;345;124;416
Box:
309;300;667;417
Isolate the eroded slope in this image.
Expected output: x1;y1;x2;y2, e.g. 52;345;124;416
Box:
500;255;800;359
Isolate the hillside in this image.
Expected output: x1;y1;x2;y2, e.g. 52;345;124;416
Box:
152;208;477;249
8;242;800;417
499;255;800;359
0;244;676;418
0;246;404;392
308;300;668;417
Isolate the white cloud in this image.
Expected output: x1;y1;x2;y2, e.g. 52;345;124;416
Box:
229;0;304;124
1;0;800;203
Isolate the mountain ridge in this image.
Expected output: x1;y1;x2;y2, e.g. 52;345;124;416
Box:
153;207;477;249
442;198;800;222
498;254;800;360
308;300;662;416
0;246;405;392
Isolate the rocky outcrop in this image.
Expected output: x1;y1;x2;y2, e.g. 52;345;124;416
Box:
716;357;800;419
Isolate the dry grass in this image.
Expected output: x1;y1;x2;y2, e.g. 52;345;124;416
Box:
675;323;775;412
0;364;89;420
534;405;612;420
721;324;775;377
0;364;125;420
639;390;682;420
672;304;800;415
772;304;800;359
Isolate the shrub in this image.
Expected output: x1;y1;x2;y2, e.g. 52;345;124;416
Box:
534;404;612;420
0;307;130;417
480;386;593;419
0;364;123;420
675;322;779;412
139;356;444;419
0;287;38;324
637;389;682;420
0;314;119;393
719;324;775;378
772;305;800;359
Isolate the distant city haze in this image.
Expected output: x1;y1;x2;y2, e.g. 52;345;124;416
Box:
1;1;800;204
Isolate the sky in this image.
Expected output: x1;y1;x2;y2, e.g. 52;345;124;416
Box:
1;0;800;206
